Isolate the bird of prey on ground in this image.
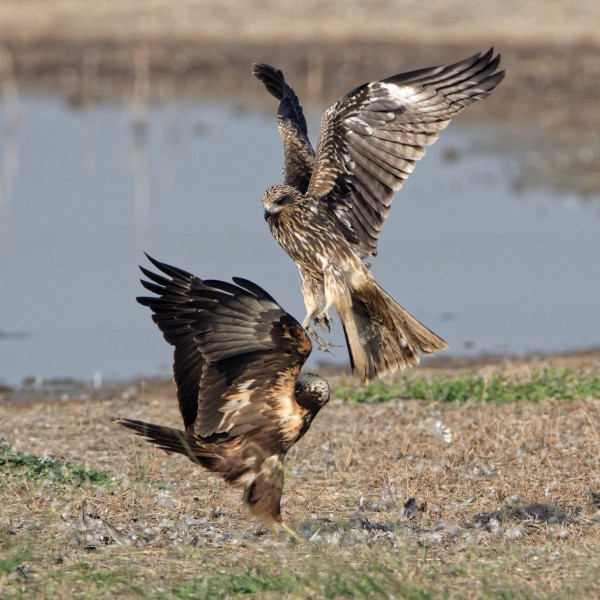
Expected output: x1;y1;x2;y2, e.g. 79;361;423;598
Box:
254;49;504;383
113;255;329;539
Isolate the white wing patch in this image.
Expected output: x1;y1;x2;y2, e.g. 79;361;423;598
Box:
378;82;420;104
347;116;373;136
219;379;255;431
378;82;438;106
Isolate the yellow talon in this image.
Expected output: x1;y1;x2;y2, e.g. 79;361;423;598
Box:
278;521;304;543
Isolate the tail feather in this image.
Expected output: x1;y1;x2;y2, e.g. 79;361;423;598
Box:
113;418;220;469
335;279;447;382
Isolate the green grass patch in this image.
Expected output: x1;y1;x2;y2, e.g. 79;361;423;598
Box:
69;561;143;595
168;568;300;599
335;368;600;404
0;441;110;486
166;562;436;600
0;550;28;576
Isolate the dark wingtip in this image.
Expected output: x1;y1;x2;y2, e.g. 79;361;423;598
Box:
139;265;157;280
140;253;196;283
252;63;289;101
252;62;281;77
136;295;153;307
142;252;166;272
481;47;494;61
231;276;277;303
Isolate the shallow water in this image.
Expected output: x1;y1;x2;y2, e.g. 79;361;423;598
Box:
0;95;598;386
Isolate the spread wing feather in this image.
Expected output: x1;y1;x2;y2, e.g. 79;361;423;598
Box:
137;255;312;439
305;49;504;257
137;255;215;431
252;63;316;193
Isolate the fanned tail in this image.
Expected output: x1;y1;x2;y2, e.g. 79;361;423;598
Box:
332;276;447;383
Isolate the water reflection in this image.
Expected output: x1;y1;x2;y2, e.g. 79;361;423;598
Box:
0;49;20;208
0;94;598;386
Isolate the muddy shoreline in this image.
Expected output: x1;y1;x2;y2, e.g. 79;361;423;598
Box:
2;37;599;197
1;39;596;130
1;1;599;194
2;347;599;405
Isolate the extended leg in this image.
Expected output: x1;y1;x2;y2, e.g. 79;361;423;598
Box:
298;266;325;325
271;520;304;543
298;267;333;352
318;263;347;325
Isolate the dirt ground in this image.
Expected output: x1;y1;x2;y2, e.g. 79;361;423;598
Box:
1;351;600;597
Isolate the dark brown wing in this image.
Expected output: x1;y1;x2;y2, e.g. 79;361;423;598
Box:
137;254;212;431
252;63;316;193
137;255;313;439
307;49;505;258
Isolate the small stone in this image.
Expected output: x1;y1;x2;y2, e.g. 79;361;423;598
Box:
552;527;569;539
485;517;502;536
403;498;421;520
504;526;525;540
155;492;180;509
423;532;444;545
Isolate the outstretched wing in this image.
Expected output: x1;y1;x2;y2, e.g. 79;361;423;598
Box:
253;63;316;193
307;49;505;258
137;255;313;439
138;255;212;431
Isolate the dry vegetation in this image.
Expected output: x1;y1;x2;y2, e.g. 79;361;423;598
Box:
1;354;600;598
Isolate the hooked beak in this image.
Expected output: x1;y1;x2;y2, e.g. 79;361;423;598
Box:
263;204;279;220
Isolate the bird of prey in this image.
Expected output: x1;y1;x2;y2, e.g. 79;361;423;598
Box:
254;49;504;383
113;255;330;538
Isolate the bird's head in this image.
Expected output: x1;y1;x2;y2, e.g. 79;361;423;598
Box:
262;184;301;220
295;373;330;414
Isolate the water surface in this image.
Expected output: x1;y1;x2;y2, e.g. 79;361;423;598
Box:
0;96;598;386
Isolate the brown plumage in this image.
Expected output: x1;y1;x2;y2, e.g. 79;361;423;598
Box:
253;50;504;382
113;255;329;533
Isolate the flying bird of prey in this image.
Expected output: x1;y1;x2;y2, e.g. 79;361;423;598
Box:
254;49;504;383
114;255;329;538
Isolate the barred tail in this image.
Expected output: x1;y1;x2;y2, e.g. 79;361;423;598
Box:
333;277;447;383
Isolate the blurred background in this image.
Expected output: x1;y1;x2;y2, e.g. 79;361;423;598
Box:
0;0;599;387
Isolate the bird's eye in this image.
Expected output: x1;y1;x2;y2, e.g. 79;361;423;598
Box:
275;195;292;206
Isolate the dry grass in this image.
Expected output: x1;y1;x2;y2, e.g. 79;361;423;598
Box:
1;355;600;598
